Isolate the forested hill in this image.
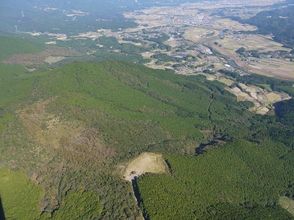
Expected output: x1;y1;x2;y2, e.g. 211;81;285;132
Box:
0;59;294;219
245;5;294;48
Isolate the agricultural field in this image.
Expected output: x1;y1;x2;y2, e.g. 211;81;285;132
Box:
215;35;289;53
184;27;218;44
210;34;294;80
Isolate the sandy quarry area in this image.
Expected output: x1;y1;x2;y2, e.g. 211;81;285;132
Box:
122;152;168;182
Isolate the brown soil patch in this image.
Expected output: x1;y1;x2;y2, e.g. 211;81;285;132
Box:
18;99;115;161
18;99;116;212
279;196;294;217
3;46;79;66
121;152;168;181
18;99;81;149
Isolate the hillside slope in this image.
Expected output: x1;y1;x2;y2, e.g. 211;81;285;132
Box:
0;61;293;219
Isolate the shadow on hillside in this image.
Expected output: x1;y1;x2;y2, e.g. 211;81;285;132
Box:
0;196;5;220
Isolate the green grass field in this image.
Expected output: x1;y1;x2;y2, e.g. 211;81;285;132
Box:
0;169;44;220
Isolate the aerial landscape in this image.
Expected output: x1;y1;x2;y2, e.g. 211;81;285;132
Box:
0;0;294;219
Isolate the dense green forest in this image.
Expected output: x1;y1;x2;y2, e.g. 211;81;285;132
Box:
0;57;255;219
0;35;44;61
0;58;293;219
138;137;294;219
135;66;294;219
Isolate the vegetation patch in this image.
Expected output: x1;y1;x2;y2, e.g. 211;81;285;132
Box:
51;191;102;220
0;60;293;219
0;168;44;220
0;36;43;61
137;140;294;219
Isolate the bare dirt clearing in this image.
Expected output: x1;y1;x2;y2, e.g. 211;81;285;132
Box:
17;99;115;211
3;46;79;66
121;152;168;182
18;99;82;149
279;196;294;217
18;99;115;161
44;56;65;65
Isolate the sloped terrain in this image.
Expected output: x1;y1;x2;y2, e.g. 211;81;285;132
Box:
0;60;293;219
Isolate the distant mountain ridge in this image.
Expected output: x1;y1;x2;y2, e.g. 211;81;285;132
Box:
246;5;294;48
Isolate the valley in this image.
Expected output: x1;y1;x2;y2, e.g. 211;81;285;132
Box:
15;0;293;115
